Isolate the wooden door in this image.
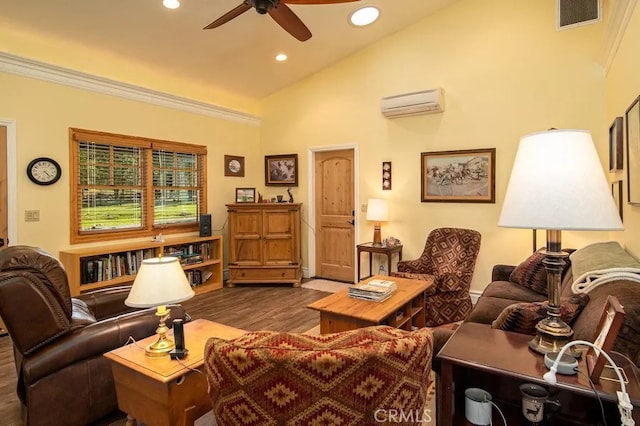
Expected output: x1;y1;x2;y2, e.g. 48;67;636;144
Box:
227;207;262;265
263;207;299;265
314;149;355;282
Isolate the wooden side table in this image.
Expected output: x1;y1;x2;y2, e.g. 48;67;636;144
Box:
104;319;246;426
356;242;402;282
436;322;640;425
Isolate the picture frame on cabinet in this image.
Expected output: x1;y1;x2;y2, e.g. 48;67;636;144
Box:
421;148;496;203
235;187;256;203
586;295;625;383
224;155;245;177
626;95;640;205
265;154;298;186
609;117;624;171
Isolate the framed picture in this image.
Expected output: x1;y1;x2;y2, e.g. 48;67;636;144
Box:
420;148;496;203
224;155;245;177
609;117;623;171
626;95;640;205
586;295;625;383
382;161;392;190
235;187;256;203
265;154;298;186
612;180;623;222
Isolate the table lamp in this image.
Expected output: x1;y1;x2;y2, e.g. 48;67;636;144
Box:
125;256;195;357
366;198;389;246
498;129;623;355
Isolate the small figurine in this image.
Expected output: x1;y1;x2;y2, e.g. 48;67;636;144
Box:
287;187;294;203
258;192;263;203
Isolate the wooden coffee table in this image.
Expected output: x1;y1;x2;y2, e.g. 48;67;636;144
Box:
104;319;246;426
307;275;433;334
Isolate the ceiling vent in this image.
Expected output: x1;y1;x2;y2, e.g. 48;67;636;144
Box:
380;88;444;118
556;0;602;30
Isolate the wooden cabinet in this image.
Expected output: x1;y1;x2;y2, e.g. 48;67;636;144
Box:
59;235;223;296
226;203;302;287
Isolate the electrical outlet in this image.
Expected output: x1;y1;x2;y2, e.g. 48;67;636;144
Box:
25;210;40;222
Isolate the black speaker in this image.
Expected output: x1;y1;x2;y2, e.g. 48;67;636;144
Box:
170;319;188;359
199;214;212;237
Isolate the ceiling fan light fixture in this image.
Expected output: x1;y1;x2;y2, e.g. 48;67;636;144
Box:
162;0;180;9
349;6;380;27
275;53;288;62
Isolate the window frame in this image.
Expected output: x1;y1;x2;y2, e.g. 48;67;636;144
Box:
69;128;207;244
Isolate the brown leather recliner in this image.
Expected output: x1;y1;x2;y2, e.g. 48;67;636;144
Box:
0;245;188;425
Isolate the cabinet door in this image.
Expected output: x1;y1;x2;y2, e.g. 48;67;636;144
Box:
228;209;262;265
262;208;299;265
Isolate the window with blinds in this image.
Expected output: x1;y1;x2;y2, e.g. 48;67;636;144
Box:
70;128;207;243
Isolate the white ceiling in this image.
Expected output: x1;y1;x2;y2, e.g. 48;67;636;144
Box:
0;0;459;100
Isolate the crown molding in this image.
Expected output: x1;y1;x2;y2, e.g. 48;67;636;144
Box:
600;0;637;74
0;52;260;126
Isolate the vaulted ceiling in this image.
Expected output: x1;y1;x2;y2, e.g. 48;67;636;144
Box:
0;0;459;99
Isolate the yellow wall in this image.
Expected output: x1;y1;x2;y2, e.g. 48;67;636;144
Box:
605;4;640;258
0;71;260;255
260;0;616;291
2;0;638;292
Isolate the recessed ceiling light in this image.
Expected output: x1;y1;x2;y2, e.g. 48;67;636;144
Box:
349;6;380;27
275;53;288;62
163;0;180;9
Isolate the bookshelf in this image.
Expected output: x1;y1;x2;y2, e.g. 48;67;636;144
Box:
59;235;223;296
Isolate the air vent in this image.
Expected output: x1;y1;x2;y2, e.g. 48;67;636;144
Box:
556;0;601;30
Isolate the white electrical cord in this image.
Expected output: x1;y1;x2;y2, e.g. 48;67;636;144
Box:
543;340;634;426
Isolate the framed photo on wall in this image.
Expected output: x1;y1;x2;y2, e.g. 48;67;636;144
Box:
612;180;623;222
420;148;496;203
382;161;392;190
626;95;640;205
224;155;245;177
235;187;256;203
265;154;298;186
609;117;623;171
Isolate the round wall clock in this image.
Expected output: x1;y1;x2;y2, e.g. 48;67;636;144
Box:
26;157;62;185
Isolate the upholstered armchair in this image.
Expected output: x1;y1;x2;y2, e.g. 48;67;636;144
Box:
392;227;481;327
0;245;188;425
204;326;433;425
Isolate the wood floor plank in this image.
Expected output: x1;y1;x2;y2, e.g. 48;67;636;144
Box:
0;285;329;425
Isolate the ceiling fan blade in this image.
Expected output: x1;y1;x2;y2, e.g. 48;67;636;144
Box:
284;0;360;4
203;2;252;30
268;3;312;41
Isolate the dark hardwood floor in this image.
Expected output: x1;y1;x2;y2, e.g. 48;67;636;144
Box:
0;285;330;426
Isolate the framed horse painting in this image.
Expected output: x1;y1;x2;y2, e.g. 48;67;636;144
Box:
421;148;496;203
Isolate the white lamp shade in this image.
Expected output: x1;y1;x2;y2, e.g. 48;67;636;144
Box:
498;129;623;231
366;198;389;222
125;257;194;308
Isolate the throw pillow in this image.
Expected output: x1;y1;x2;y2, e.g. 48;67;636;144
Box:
492;293;590;335
509;248;572;295
204;326;433;426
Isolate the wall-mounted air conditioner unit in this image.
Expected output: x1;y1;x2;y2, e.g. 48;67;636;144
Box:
380;88;444;118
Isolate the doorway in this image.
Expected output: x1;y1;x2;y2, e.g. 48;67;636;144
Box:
311;147;357;282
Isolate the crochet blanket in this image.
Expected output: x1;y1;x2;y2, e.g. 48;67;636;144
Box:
571;241;640;293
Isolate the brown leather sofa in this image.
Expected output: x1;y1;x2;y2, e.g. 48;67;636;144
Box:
0;246;188;425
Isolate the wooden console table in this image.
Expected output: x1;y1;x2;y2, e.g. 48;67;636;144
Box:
307;275;432;334
436;322;640;425
104;319;246;426
356;242;402;282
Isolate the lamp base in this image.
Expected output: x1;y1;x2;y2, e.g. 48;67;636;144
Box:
372;224;382;247
528;316;578;357
145;335;176;357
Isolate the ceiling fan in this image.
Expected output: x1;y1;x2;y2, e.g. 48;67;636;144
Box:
203;0;360;42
